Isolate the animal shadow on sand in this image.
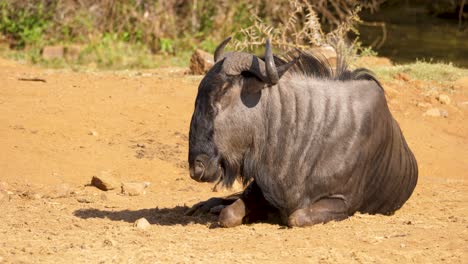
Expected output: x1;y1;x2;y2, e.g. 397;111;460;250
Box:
73;206;283;228
74;206;219;227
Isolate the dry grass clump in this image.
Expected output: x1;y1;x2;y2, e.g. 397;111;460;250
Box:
233;0;382;68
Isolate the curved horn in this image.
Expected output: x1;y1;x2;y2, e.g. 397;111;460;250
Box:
214;37;232;62
222;39;298;85
222;52;269;83
277;54;300;78
265;39;279;84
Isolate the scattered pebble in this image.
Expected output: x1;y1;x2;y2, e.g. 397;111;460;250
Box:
0;181;9;191
424;108;441;117
76;197;94;203
423;108;448;118
438;109;449;118
0;184;11;202
20;190;42;200
0;183;13;201
459;101;468;108
0;189;8;203
423;89;439;98
416;102;432;108
102;239;116;247
121;182;148;196
88;130;98;136
91;171;118;191
436;94;451;105
44;183;73;199
134;218;151;229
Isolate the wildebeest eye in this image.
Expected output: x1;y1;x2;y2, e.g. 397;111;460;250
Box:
241;71;262;81
240;71;265;94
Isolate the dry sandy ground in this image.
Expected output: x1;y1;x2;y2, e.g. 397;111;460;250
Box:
0;57;467;263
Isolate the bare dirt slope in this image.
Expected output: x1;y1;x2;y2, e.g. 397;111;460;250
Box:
0;58;467;263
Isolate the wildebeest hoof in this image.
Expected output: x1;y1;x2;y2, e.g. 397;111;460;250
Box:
287;209;309;227
288;203;349;227
219;208;243;228
218;199;246;228
185;197;226;216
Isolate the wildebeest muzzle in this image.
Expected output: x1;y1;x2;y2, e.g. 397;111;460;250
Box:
189;154;222;183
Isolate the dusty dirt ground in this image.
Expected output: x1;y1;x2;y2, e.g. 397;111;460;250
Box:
0;57;467;263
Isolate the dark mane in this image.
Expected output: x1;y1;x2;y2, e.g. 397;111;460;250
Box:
273;49;382;87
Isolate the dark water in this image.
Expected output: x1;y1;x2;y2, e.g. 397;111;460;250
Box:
358;6;468;67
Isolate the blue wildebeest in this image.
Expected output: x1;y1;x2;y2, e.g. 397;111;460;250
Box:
186;37;418;227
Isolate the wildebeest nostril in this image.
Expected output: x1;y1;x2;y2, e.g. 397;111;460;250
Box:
192;157;205;180
195;161;204;175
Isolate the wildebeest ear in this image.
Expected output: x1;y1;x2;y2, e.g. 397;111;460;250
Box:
242;52;299;86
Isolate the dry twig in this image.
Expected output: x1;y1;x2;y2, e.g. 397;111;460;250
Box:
18;77;47;83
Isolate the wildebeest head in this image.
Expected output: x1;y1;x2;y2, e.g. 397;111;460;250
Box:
188;37;297;185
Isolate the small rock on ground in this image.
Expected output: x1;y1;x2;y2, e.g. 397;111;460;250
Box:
134;218;151;229
91;171;119;191
459;101;468;108
423;108;448;118
436;94;451;105
20;190;42;200
0;182;9;191
0;189;8;203
121;182;148;196
423;89;439;98
189;49;214;75
88;130;98;136
416;102;432;108
76;196;94;203
102;239;116;247
44;183;73;199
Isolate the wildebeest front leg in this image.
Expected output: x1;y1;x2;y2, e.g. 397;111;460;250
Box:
185;193;240;216
288;196;349;227
186;181;275;226
219;181;274;227
218;198;246;227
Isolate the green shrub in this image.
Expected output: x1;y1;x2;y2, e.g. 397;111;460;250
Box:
0;0;384;68
0;1;51;48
